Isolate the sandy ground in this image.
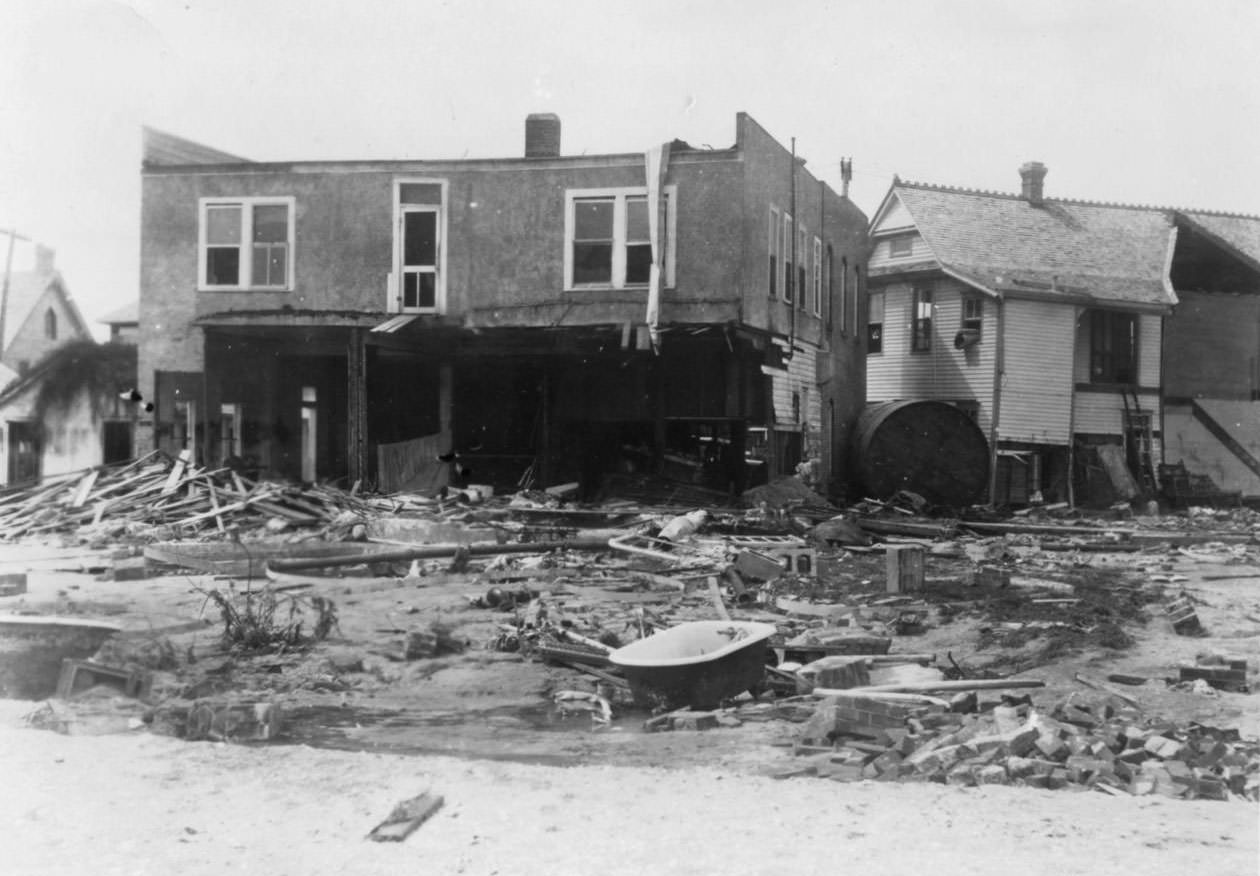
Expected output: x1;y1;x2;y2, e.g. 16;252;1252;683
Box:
1;698;1256;876
2;536;1259;874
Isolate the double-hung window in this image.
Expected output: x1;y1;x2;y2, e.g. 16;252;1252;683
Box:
782;214;794;304
393;180;447;313
812;237;822;316
911;286;933;352
565;186;675;290
867;290;884;354
1089;309;1138;384
199;197;294;290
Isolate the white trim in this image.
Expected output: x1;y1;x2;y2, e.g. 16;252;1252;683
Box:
812;236;822;316
197;196;296;291
563;185;676;291
391;177;449;314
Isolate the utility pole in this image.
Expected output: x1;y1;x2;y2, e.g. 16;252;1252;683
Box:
0;227;31;361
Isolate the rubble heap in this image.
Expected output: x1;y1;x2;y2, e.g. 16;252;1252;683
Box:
791;689;1260;801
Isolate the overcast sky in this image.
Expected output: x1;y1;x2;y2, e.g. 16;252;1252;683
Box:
2;0;1258;333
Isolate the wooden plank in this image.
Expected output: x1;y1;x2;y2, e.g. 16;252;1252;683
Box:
69;470;100;508
366;792;444;842
162;449;192;495
207;479;226;533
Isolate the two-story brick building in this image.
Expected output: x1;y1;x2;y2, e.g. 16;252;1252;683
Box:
138;114;869;496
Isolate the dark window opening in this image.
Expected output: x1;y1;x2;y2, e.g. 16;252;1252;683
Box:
912;286;933;352
572;199;614;285
1089;310;1138;384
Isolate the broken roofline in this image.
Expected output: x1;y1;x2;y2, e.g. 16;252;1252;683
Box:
140;116;751;174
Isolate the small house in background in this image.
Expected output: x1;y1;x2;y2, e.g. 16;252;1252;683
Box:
865;165;1177;507
1162;211;1260;500
0;340;138;486
98;301;140;345
0;245;93;378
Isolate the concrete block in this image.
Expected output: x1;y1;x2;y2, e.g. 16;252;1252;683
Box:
0;573;27;596
111;557;148;582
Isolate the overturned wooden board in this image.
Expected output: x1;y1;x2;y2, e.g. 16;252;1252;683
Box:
367;792;444;842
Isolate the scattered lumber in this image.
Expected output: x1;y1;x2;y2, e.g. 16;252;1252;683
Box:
366;791;445;842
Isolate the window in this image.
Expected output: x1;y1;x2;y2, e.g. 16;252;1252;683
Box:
839;257;849;334
198;197;294;290
44;308;56;340
768;209;779;297
1089;310;1138;384
890;236;913;258
867;290;884;354
912;286;933;352
798;227;808;311
812;237;822;316
825;245;834;332
394;179;446;312
220;403;242;464
782;214;793;303
565;186;675;290
962;296;983;334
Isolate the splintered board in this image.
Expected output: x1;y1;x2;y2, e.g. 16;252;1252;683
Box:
366;792;445;842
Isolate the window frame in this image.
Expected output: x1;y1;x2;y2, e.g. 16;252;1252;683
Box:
867;289;884;355
197;196;296;292
768;207;779;298
563;185;676;291
1088;309;1139;384
782;213;794;304
812;237;822;317
889;235;913;258
911;285;933;353
391;177;448;314
961;294;984;339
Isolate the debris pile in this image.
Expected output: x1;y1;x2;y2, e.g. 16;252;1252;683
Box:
788;689;1260;801
0;452;384;541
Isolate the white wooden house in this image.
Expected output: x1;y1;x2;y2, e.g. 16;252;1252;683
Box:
866;164;1176;505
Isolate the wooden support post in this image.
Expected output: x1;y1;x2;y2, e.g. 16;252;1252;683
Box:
346;328;368;486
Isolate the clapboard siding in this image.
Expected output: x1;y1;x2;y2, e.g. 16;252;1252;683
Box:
868;232;935;270
866;278;996;437
1000;300;1075;444
771;339;822;429
1072;387;1159;435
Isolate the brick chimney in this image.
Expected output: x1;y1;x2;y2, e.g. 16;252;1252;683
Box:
35;244;55;274
525;113;561;158
1019;161;1048;206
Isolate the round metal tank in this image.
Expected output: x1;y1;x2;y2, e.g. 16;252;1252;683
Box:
854;400;990;506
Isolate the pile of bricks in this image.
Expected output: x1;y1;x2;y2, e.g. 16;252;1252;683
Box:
788;690;1260;801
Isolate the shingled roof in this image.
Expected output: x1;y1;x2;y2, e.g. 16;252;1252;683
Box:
875;181;1178;310
1176;211;1260;272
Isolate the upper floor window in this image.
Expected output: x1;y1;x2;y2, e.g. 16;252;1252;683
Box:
782;213;794;304
811;237;822;317
44;308;56;340
839;256;849;334
962;295;983;334
890;236;913;258
565;186;675;290
394;179;446;313
867;290;884;354
768;208;779;298
198;197;295;290
912;286;933;352
824;244;834;332
1089;309;1138;384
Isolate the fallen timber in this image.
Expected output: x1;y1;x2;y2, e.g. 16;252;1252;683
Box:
264;535;613;573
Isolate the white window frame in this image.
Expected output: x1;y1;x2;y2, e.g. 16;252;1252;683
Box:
782;213;793;303
390;178;449;314
563;186;676;291
812;237;822;316
197;196;295;291
768;207;780;298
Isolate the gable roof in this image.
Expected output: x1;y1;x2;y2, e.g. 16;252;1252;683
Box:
1175;211;1260;273
874;181;1178;310
3;265;91;350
